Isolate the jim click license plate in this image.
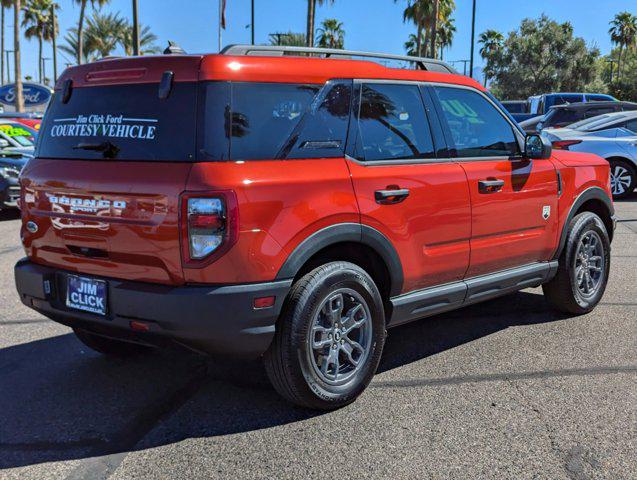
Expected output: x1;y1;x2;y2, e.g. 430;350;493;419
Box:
66;275;107;316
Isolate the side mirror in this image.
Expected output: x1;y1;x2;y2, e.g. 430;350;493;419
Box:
525;134;552;159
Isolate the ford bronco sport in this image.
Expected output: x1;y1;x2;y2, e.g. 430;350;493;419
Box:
14;45;615;410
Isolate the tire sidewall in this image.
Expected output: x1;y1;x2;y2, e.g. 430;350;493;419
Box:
564;213;611;311
288;264;385;407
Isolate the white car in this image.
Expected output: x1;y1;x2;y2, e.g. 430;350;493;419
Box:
543;123;637;199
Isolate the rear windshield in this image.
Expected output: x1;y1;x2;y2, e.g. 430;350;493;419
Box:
503;102;526;114
545;94;584;109
544;108;581;126
37;82;197;161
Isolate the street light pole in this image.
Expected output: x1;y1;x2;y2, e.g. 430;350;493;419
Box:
251;0;255;45
132;0;140;55
5;50;12;83
469;0;476;79
51;4;57;82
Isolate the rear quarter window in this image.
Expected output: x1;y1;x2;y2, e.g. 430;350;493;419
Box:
37;82;197;161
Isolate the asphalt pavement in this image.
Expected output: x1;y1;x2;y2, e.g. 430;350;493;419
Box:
0;198;635;480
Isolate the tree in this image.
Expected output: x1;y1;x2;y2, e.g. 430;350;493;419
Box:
398;0;455;58
83;10;125;58
487;15;599;99
436;15;455;59
478;29;503;86
14;0;24;111
22;0;58;84
306;0;334;48
404;33;423;57
268;32;306;46
120;22;159;56
399;1;429;57
609;11;637;80
59;27;92;63
72;0;110;65
1;0;12;84
315;18;344;49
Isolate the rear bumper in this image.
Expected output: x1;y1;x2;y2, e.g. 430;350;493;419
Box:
14;258;292;358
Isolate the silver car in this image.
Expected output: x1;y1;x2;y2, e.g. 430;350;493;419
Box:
543;121;637;199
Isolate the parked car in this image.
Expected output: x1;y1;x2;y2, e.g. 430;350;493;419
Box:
0;151;28;210
536;101;637;131
557;110;637;136
0;120;37;150
0;112;43;131
511;92;618;123
15;46;616;409
543;127;637;199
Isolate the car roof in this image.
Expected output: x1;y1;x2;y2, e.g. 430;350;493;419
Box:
55;53;485;91
551;101;635;111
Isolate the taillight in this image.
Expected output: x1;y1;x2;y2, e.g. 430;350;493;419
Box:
552;140;582;150
180;191;238;266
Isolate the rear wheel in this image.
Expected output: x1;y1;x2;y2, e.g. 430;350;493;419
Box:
543;212;610;314
264;261;386;410
73;328;152;356
609;159;636;199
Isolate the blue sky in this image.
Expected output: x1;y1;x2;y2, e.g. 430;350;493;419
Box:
9;0;637;82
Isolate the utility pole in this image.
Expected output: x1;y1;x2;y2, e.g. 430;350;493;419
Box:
251;0;255;45
132;0;140;55
14;0;24;112
469;0;476;79
1;6;4;85
51;4;57;82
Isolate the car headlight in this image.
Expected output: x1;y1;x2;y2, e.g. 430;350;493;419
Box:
0;165;21;179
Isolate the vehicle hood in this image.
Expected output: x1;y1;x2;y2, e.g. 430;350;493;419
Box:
552;150;609;167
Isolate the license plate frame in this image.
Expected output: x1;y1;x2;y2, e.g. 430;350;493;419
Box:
65;275;108;316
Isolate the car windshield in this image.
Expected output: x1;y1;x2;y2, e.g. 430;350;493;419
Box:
0;122;36;146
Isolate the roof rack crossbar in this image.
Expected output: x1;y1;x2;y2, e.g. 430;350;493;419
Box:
220;44;457;74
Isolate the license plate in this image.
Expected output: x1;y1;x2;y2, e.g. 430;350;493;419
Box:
66;275;107;316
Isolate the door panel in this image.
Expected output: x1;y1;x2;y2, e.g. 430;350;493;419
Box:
347;160;471;293
460;158;558;277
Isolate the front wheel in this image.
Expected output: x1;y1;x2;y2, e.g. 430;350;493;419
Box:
543;212;610;314
264;262;386;410
609;159;636;199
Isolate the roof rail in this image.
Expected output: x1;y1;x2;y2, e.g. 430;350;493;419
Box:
220;44;457;74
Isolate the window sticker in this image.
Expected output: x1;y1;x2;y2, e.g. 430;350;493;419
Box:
49;114;158;140
0;124;32;137
440;99;484;124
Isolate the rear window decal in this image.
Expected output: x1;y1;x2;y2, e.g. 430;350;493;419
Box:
49;114;158;140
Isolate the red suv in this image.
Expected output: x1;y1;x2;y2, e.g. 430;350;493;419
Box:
15;46;615;409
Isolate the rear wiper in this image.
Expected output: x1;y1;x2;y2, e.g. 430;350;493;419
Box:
73;141;120;159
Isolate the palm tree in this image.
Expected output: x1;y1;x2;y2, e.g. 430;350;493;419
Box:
404;33;422;57
399;1;429;57
1;0;13;84
398;0;454;58
306;0;335;48
120;22;159;56
478;29;504;86
22;0;57;84
59;27;93;63
268;32;306;46
83;10;125;59
14;0;24;111
609;11;637;80
436;15;455;60
315;18;344;48
72;0;110;65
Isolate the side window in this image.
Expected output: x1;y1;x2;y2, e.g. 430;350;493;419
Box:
230;83;320;160
433;86;519;158
355;83;435;161
624;119;637;134
284;80;352;159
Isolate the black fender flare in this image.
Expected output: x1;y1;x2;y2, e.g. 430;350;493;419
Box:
275;223;404;297
553;186;614;261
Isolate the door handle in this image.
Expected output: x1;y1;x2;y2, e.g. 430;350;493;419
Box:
374;188;410;205
478;179;505;194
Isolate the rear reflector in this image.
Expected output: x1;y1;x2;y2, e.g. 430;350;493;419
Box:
253;296;276;309
130;320;150;332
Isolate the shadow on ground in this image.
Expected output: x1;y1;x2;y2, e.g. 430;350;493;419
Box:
0;209;20;222
0;290;629;470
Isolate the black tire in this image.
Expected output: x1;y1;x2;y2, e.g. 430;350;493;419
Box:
609;159;636;199
73;328;152;356
264;261;386;410
543;212;611;314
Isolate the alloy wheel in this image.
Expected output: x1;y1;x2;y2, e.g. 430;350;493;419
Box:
610;165;632;196
574;231;605;298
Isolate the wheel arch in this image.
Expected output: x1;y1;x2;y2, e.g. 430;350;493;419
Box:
554;187;615;260
275;223;404;300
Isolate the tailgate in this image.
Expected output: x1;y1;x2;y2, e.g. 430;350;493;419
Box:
21;159;191;285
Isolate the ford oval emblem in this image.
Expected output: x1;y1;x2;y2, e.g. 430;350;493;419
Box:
26;221;38;233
